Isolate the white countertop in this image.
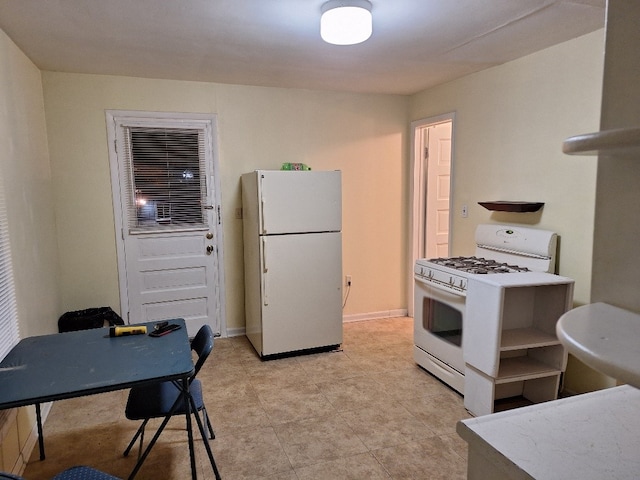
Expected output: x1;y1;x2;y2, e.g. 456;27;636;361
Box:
468;271;574;288
457;385;640;479
556;302;640;388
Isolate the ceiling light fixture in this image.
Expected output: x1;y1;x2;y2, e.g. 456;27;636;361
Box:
321;0;373;46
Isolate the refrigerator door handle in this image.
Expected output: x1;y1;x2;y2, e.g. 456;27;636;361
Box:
261;237;268;305
259;176;267;234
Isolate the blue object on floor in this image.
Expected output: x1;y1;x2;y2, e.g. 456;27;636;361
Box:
52;466;121;480
0;472;23;480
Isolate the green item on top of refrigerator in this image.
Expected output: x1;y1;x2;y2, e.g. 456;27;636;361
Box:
281;162;311;171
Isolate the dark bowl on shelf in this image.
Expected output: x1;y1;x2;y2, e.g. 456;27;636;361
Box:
478;201;544;213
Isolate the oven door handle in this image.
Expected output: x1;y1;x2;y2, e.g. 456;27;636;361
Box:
414;275;466;298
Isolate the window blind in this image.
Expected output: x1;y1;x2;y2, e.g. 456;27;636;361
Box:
0;170;20;362
122;126;209;233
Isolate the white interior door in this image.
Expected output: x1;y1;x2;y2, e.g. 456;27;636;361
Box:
425;122;452;258
106;111;225;337
410;113;454;317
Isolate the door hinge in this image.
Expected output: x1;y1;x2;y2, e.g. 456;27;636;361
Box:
424;147;429;160
217;205;221;225
114;139;118;154
121;228;124;240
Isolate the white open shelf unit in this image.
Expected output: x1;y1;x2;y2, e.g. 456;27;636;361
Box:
463;273;574;416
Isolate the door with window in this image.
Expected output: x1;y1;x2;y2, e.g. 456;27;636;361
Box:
106;111;225;337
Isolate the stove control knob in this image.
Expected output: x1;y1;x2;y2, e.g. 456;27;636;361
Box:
449;276;454;285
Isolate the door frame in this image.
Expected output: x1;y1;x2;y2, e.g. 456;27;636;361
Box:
409;112;456;317
105;110;227;336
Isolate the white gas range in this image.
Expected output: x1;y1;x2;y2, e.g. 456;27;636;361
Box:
413;224;560;395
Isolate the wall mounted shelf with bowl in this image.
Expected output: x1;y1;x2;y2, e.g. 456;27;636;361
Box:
478;201;544;213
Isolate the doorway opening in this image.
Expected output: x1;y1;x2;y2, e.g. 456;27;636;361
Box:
409;113;454;316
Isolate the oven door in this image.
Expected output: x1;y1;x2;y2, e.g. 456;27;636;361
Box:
414;276;465;374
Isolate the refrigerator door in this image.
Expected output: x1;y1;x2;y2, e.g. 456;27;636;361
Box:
260;231;343;356
258;170;341;234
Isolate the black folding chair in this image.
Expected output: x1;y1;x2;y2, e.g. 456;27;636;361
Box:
122;324;220;479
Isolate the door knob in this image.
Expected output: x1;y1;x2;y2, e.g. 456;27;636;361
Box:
206;245;214;255
206;232;213;239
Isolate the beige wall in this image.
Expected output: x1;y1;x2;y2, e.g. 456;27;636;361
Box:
410;30;611;393
41;73;410;331
591;1;640;313
0;29;60;473
0;30;61;339
0;21;619;474
0;24;612;417
40;31;607;336
410;30;604;307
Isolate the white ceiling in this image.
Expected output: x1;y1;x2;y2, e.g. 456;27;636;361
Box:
0;0;605;95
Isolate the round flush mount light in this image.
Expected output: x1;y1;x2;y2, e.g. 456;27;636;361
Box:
321;0;373;46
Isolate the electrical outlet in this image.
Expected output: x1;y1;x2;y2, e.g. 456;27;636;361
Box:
345;275;352;286
461;204;468;218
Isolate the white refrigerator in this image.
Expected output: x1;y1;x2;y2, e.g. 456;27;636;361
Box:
241;170;343;357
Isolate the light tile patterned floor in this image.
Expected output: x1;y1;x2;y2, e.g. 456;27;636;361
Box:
23;317;471;479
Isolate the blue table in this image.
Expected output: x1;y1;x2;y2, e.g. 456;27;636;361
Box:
0;319;211;480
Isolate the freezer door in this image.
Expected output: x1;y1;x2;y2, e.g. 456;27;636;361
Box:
260;232;343;356
258;170;341;234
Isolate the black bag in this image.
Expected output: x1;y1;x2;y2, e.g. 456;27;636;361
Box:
58;306;125;333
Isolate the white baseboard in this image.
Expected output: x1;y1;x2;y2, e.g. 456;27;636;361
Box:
226;310;409;338
342;309;408;323
225;327;246;337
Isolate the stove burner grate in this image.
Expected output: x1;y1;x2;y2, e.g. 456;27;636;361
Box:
428;256;530;274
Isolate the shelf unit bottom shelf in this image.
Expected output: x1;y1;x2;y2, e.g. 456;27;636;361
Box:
496;356;562;384
465;361;563;417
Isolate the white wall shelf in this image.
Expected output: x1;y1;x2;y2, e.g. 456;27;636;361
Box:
478;201;544;212
562;126;640;155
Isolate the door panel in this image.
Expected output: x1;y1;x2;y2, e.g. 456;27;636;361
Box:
143;297;210;331
125;230;220;337
260;232;342;355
